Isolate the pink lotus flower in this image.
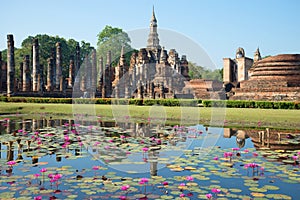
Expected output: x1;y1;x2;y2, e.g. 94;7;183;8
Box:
253;152;259;157
120;135;126;139
243;149;249;153
7;161;16;166
205;193;213;199
211;188;221;193
292;155;298;161
179;183;186;186
142;147;149;152
64;135;70;141
245;163;259;169
40;168;47;173
119;196;127;200
92;166;100;170
54;174;62;179
186;176;194;181
162;181;168;186
213;156;219;160
179;193;185;198
120;185;130;191
17;129;23;133
223;152;233;158
297;152;300;156
48;173;53;179
34;173;41;178
155;139;162;145
34;196;42;200
139;177;149;184
232;147;240;151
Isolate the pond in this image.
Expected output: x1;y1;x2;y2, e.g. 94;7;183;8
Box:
0;118;300;199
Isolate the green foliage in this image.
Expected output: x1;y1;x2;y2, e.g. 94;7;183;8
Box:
97;25;133;66
188;62;223;81
202;100;300;109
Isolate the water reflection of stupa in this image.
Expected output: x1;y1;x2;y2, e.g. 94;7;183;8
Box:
224;127;300;150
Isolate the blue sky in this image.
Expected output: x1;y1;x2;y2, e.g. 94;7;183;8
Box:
1;0;300;69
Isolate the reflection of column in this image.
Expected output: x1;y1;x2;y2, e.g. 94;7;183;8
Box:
6;119;10;134
7;141;14;161
223;128;233;138
56;154;61;162
32;156;38;164
149;148;160;176
32;119;37;131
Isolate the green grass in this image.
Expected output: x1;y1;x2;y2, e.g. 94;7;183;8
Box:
0;102;299;129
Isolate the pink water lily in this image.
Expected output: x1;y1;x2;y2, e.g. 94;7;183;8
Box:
142;147;149;152
213;156;219;160
139;177;149;185
223;152;233;158
40;168;47;173
34;196;42;200
92;166;100;170
232;147;240;151
120;135;126;139
179;193;185;198
119;195;127;200
292;155;298;161
206;193;213;199
120;185;130;191
34;173;41;178
162;181;168;186
211;188;221;193
253;152;259;157
7;161;16;166
186;176;194;181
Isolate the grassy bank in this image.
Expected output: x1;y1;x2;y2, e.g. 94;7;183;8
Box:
0;102;299;129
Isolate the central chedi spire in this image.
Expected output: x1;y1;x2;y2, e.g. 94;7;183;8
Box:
147;6;161;50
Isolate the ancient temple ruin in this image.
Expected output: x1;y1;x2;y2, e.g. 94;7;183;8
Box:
0;8;225;99
223;48;300;101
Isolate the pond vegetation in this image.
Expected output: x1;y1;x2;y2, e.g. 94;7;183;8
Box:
0;118;299;199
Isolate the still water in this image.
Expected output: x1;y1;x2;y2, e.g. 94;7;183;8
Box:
0;118;299;199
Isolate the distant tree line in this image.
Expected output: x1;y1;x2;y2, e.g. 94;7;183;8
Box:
188;62;223;81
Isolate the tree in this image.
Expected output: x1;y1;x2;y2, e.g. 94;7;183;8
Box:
97;25;132;66
188;62;223;81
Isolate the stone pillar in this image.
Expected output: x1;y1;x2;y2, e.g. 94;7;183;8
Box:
98;57;103;95
32;38;39;92
47;57;54;91
55;42;62;89
103;51;112;98
23;55;30;92
7;34;15;97
39;64;44;92
51;48;56;85
19;62;23;91
138;80;143;99
75;43;80;77
68;55;74;87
